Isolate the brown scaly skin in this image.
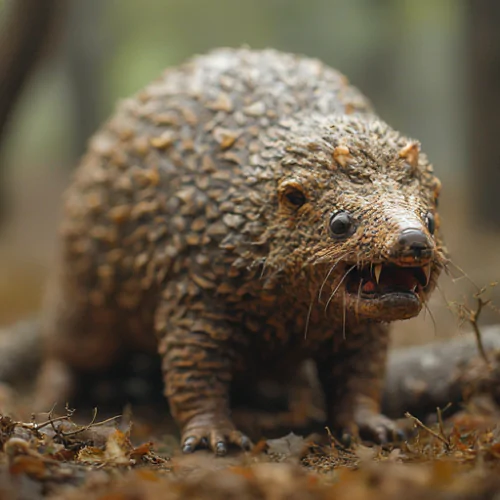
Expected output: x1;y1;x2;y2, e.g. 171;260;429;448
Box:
33;48;445;455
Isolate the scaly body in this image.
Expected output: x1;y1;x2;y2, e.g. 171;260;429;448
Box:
35;48;445;455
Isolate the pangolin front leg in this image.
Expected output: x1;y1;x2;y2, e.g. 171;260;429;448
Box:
316;322;404;443
157;304;251;456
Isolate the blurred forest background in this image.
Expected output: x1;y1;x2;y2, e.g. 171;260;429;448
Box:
0;0;499;348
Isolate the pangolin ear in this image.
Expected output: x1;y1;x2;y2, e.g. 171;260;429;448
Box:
333;145;353;168
278;179;307;208
398;142;420;170
432;177;442;207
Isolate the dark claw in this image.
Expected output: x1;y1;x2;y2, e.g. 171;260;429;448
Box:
215;441;227;456
395;429;406;442
200;437;209;448
240;436;251;450
182;436;197;453
340;432;352;448
376;431;388;445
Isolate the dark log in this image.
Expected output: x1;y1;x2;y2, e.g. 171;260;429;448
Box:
62;0;106;159
0;318;40;384
382;327;500;418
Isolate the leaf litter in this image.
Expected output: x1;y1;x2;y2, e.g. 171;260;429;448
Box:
0;395;499;499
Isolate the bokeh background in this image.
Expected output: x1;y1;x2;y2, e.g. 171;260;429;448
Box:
0;0;499;347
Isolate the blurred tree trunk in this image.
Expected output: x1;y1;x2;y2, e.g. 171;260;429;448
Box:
63;0;107;160
467;0;500;229
0;0;65;225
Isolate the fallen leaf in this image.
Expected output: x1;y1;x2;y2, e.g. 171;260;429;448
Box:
266;432;307;459
77;446;106;464
130;441;153;459
9;456;46;479
105;430;132;465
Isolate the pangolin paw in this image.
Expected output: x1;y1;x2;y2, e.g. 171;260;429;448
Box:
181;417;252;456
336;412;406;445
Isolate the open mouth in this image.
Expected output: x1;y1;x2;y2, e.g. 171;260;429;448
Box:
345;263;431;299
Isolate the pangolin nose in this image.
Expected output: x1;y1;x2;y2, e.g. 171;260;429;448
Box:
397;228;432;258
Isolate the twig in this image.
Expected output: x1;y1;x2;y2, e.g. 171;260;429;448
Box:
405;412;450;449
436;403;451;444
325;426;353;451
87;414;122;428
450;284;496;367
22;415;71;431
470;294;491;366
60;407;98;437
61;411;121;437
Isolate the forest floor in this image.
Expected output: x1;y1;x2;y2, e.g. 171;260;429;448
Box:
1;394;500;500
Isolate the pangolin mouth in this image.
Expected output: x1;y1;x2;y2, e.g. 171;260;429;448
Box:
345;263;431;299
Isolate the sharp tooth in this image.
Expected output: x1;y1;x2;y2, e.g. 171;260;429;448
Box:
374;264;382;284
423;264;431;286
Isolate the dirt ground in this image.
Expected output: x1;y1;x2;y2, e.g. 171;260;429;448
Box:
0;391;500;499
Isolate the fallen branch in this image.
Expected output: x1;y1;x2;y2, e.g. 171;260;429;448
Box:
382;326;500;419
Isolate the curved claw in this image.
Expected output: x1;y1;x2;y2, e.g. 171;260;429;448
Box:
357;413;401;444
239;435;252;451
182;435;204;454
340;432;352;448
376;429;388;445
334;412;403;445
181;421;252;456
394;428;407;442
215;441;227;456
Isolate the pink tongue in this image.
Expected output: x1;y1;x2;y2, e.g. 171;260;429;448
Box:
362;280;376;293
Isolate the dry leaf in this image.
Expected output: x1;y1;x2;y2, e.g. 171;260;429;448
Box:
105;430;132;465
9;456;46;479
77;446;106;464
266;432;308;459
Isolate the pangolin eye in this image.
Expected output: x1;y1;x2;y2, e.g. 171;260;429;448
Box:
425;212;435;235
329;211;355;238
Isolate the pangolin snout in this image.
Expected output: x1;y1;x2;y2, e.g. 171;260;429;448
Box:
392;227;433;262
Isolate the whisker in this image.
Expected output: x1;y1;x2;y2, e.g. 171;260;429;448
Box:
435;283;456;317
342;290;347;340
355;278;363;322
260;265;283;284
304;294;315;340
423;301;438;337
442;263;463;281
444;260;480;292
259;258;269;280
325;265;356;313
318;251;351;302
